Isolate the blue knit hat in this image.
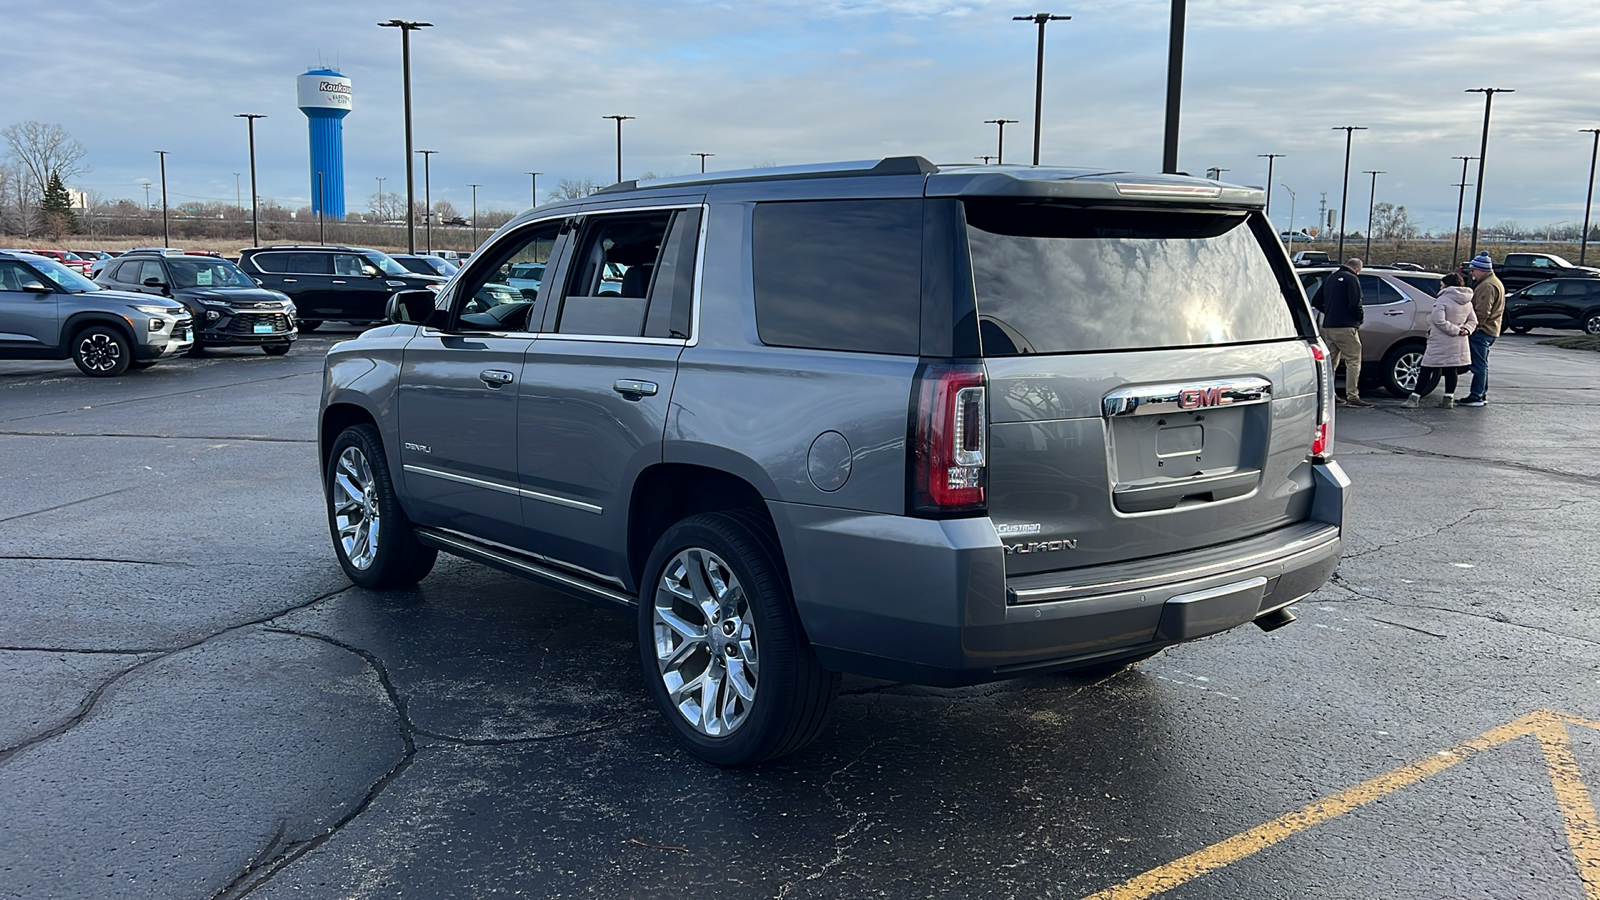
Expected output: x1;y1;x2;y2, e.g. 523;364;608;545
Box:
1470;252;1494;272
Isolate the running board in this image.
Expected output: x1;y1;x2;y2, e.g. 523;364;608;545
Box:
414;527;637;613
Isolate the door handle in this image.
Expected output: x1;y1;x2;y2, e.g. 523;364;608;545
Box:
613;379;658;397
332;279;347;284
479;369;515;387
282;278;297;283
1382;311;1406;316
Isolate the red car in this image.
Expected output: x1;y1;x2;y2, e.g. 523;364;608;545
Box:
29;249;92;274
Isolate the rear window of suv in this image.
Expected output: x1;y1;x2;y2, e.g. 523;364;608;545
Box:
962;201;1301;355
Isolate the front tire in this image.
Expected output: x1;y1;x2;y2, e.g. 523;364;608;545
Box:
263;343;292;356
298;319;322;332
71;325;131;377
325;424;437;589
638;512;837;766
1508;323;1532;334
1584;312;1600;336
1381;343;1426;398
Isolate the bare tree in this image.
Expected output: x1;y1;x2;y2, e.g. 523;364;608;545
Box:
431;199;459;222
547;178;599;202
2;121;88;205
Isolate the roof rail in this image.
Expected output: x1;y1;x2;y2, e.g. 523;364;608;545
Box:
597;156;939;195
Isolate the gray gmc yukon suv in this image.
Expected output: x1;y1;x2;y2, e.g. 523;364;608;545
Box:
319;158;1349;765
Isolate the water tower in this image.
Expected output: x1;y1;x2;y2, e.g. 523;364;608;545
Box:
297;68;352;218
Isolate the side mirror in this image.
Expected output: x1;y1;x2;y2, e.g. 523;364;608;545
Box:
142;277;167;289
21;280;52;293
362;265;383;278
387;290;440;326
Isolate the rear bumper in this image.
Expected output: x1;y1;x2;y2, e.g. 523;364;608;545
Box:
772;460;1349;687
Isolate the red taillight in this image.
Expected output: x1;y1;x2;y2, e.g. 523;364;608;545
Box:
1310;341;1334;461
911;362;987;514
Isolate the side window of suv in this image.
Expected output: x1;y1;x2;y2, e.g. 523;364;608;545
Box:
751;199;922;355
1357;275;1404;305
451;220;562;332
137;260;167;285
253;252;331;275
333;254;372;277
556;211;675;337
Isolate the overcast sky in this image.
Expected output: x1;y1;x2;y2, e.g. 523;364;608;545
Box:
7;0;1599;232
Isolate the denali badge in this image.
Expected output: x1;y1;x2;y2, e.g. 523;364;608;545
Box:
403;442;432;453
1004;539;1078;555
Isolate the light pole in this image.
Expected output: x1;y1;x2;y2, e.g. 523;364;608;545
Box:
316;170;325;245
234;113;265;247
1012;13;1071;166
1162;0;1186;173
1451;155;1475;268
1466;87;1512;259
1580;129;1600;265
415;149;436;253
1205;167;1229;181
1362;170;1384;260
468;182;479;248
603;115;635;183
375;176;386;221
976;155;996;165
379;19;432;254
692;152;714;173
1258;153;1284;217
984;119;1018;165
234;173;241;217
524;171;540;208
154;150;170;248
1331;125;1367;262
1280;183;1297;247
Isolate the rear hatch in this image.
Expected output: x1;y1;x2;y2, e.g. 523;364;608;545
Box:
956;197;1322;577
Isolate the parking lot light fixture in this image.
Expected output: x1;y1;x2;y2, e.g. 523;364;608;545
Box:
976;155;996;165
1163;0;1185;173
1258;153;1284;217
603;115;635;183
1581;129;1600;265
1280;183;1297;247
1363;170;1385;260
984;119;1018;165
1332;126;1368;261
154;150;170;248
524;172;540;208
692;152;714;174
234;114;265;246
416;149;437;253
1450;155;1475;268
468;183;479;248
379;19;432;254
1013;13;1071;166
1466;87;1512;259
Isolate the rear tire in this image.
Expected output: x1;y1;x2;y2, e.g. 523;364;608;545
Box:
71;325;131;377
638;511;837;766
263;343;291;356
298;320;322;332
325;424;437;589
1584;312;1600;336
1508;323;1532;334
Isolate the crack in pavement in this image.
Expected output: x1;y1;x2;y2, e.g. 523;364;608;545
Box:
0;431;314;443
0;369;318;426
0;555;196;567
1340;435;1600;486
1326;573;1600;649
0;646;175;655
776;738;883;900
0;487;135;525
0;585;353;767
1341;498;1591;561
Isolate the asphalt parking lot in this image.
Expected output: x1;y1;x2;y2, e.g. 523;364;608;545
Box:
2;329;1597;900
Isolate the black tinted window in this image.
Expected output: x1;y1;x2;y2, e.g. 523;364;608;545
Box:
1556;280;1597;296
752;199;922;355
1397;275;1442;297
251;252;330;275
1357;275;1404;305
964;202;1299;355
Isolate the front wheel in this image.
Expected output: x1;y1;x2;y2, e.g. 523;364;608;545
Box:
638;512;837;766
298;320;322;332
263;343;292;356
1508;323;1532;334
72;325;131;377
1584;312;1600;336
325;424;437;589
1381;344;1427;398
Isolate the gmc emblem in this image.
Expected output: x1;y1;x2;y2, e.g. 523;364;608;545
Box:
1178;386;1226;409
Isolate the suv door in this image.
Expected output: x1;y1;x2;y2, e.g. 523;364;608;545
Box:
1355;273;1415;362
330;252;393;322
0;259;60;351
396;220;567;545
252;251;337;318
515;205;701;581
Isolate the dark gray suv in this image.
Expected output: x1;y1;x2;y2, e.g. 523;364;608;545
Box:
319;158;1349;765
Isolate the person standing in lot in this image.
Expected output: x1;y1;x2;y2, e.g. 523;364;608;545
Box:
1315;257;1371;408
1401;272;1477;409
1461;252;1504;407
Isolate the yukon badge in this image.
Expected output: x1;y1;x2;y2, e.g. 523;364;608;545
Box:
1004;539;1078;555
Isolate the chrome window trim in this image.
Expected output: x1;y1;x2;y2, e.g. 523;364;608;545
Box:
403;464;602;515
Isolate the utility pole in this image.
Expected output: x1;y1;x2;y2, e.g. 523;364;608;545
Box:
1331;126;1367;261
415;150;436;254
1450;155;1475;268
1580;130;1600;265
317;171;325;245
692;152;714;173
1318;193;1328;238
524;171;540;208
376;176;386;221
1258;153;1284;217
984;119;1018;165
234;173;241;216
468;183;479;248
234;113;265;247
1012;13;1071;166
379;19;432;254
1466;87;1513;259
1162;0;1186;173
976;155;996;165
1362;170;1384;260
1280;183;1297;246
154;150;170;248
602;115;635;183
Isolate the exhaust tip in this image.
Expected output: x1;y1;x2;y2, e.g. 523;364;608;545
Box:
1255;607;1297;632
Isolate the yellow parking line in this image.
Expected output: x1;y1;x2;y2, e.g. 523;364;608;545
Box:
1081;710;1598;900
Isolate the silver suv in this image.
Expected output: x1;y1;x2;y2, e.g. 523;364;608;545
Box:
0;250;193;376
319;158;1349;765
1300;266;1445;397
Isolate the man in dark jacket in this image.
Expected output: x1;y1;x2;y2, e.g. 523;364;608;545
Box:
1315;258;1370;407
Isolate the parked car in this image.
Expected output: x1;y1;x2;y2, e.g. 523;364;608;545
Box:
238;244;445;331
20;249;91;275
1489;252;1600;293
1292;250;1332;267
1300;266;1446;397
320;156;1348;765
1505;278;1600;335
0;250;192;376
390;253;459;277
73;250;113;264
1280;231;1314;243
95;248;297;355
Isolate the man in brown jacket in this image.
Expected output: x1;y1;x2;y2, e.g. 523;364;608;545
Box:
1461;252;1504;407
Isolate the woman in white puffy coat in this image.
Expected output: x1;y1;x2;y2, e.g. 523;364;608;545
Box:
1402;272;1479;408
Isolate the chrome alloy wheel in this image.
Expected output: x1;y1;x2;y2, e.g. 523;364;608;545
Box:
652;548;759;737
1394;349;1423;393
77;332;122;372
332;446;381;570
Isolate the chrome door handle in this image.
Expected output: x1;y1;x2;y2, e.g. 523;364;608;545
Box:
332;279;347;284
1383;311;1406;316
479;369;515;387
613;379;658;397
282;278;297;283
